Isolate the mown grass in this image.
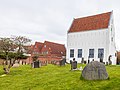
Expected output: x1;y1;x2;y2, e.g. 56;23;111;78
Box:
0;64;120;90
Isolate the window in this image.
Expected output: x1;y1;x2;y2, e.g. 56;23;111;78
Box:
78;49;82;58
98;48;104;59
89;49;94;58
70;49;74;58
111;37;113;42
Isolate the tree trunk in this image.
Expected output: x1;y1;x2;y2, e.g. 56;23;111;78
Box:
3;61;10;74
3;52;12;74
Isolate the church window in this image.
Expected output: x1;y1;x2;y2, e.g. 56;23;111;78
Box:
70;49;74;58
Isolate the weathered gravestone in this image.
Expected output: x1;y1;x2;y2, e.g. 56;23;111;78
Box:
31;61;41;68
12;60;20;68
81;61;108;80
70;60;77;70
60;58;66;66
81;58;84;64
108;55;112;65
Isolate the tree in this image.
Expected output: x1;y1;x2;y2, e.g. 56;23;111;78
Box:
0;36;31;74
11;36;31;64
0;38;14;74
11;36;31;54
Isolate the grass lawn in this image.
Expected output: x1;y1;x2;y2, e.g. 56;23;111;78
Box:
0;64;120;90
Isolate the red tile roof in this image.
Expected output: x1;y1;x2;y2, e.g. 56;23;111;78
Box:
33;42;43;53
43;41;66;55
68;12;111;33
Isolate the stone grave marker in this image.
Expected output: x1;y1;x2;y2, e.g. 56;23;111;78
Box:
60;58;66;66
71;60;77;70
31;61;41;68
12;60;20;68
81;61;108;80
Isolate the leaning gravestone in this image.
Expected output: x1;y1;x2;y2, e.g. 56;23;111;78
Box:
81;61;108;80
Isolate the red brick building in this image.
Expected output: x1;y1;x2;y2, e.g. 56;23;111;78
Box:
27;41;66;64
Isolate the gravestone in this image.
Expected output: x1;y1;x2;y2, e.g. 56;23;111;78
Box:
108;55;112;65
88;60;90;64
60;58;66;66
84;61;86;64
81;61;108;80
71;61;77;70
100;58;103;63
70;60;72;64
12;60;20;68
32;61;41;68
103;62;105;64
109;60;112;65
106;62;108;65
88;56;90;64
81;58;84;64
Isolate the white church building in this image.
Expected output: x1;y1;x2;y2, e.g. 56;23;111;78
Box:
66;11;116;65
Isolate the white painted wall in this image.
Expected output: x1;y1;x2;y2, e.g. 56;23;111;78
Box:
108;11;116;65
67;29;116;65
67;29;109;63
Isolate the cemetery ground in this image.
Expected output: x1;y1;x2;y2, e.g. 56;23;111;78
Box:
0;64;120;90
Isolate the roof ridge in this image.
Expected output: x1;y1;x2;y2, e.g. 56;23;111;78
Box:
35;41;43;44
44;41;64;46
74;11;112;20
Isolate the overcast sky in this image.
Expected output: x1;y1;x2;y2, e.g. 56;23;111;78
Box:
0;0;120;50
